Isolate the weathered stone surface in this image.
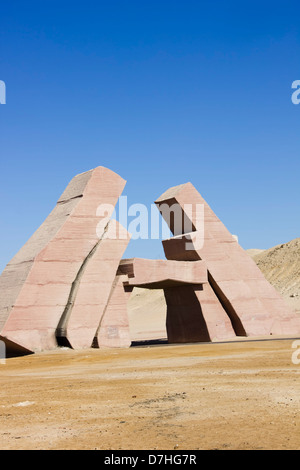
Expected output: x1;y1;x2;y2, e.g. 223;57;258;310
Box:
119;258;208;288
0;167;126;353
56;220;131;349
194;282;236;342
156;183;300;338
95;274;132;349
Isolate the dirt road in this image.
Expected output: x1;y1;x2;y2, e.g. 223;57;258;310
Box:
0;339;299;450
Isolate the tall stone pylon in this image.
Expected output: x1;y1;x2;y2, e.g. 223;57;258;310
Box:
0;167;129;354
155;182;300;338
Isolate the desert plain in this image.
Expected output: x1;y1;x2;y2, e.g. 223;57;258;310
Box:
0;339;299;450
0;239;299;450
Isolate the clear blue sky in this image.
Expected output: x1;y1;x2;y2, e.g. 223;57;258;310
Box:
0;0;299;272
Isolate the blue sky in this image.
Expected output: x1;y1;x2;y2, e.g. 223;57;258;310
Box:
0;0;299;271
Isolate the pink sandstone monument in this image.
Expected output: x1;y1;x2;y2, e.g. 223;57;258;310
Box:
155;183;300;338
0;167;130;354
0;166;299;355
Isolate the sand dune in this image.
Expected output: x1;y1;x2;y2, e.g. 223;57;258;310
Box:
249;238;300;314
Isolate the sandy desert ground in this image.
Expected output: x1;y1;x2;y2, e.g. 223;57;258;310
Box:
0;339;299;450
0;238;300;450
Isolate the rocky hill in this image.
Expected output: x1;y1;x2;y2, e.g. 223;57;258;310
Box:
249;238;300;314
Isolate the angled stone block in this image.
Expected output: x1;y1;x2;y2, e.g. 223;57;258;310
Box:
95;274;132;349
194;283;236;342
56;220;131;349
118;258;236;343
0;167;126;354
119;258;208;288
156;183;300;338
